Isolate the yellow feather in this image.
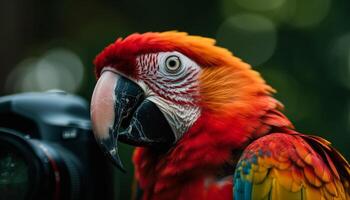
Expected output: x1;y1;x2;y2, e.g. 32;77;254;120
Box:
252;176;273;200
252;167;269;184
270;178;304;200
305;186;323;200
325;181;338;197
273;168;303;192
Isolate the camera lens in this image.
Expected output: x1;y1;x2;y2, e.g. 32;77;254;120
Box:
0;128;82;200
0;129;40;200
0;144;29;200
0;92;114;200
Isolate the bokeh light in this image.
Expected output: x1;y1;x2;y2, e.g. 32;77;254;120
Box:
220;0;331;28
216;13;277;66
329;33;350;89
5;48;84;93
288;0;331;28
235;0;286;11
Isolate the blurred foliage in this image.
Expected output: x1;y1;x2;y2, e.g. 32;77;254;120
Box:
1;0;350;199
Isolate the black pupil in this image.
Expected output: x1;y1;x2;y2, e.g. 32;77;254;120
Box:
168;59;177;67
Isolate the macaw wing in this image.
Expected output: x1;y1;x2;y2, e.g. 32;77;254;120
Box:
233;133;350;200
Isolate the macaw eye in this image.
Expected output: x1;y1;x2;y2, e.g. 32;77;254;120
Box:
165;55;182;73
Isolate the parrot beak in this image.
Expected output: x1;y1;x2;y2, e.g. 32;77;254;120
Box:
90;69;174;172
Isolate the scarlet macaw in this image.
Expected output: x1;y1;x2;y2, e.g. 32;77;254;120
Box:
90;32;350;200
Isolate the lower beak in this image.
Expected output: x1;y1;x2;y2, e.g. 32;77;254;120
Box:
90;70;174;172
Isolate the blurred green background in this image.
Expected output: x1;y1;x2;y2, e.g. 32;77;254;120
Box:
1;0;349;199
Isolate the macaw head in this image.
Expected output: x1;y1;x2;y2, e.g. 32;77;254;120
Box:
90;32;274;171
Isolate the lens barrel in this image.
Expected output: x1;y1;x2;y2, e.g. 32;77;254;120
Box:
0;128;82;200
0;91;114;200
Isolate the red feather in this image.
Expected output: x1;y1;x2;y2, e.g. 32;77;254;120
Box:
133;95;291;200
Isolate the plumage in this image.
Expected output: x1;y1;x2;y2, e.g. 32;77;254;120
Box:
92;31;350;200
234;132;350;200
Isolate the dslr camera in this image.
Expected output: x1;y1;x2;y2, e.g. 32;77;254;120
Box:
0;91;114;200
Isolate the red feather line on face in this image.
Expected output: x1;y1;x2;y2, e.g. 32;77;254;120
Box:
136;53;200;105
137;53;158;75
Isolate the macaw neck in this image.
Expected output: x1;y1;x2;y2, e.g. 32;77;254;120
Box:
132;96;292;200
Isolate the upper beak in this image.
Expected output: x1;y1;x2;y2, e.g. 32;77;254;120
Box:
90;69;174;172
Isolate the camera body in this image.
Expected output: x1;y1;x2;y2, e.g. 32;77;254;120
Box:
0;91;114;200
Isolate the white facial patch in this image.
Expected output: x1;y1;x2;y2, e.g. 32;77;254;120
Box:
135;51;202;141
147;95;201;141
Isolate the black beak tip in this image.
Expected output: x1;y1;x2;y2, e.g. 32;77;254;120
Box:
97;133;127;173
106;149;127;173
